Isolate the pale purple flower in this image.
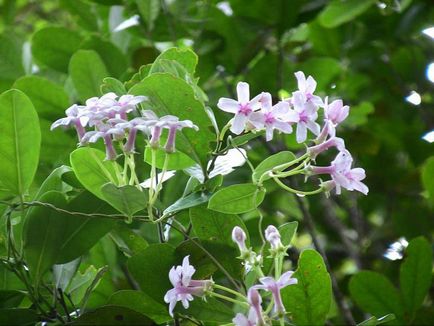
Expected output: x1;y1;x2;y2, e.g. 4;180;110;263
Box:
232;226;247;253
115;117;155;153
247;288;265;325
264;225;283;250
50;104;88;140
162;117;199;153
289;91;321;143
294;71;323;107
309;150;368;195
233;309;258;326
307;136;345;159
249;93;294;141
164;256;212;317
253;271;298;315
323;97;349;136
80;124;125;160
217;82;263;134
110;95;147;119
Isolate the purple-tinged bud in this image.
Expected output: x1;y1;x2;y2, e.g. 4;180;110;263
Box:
164;126;177;153
232;226;247;252
264;225;283;250
307;137;345;159
124;128;137;154
247;288;265;326
103;135;117;160
150;126;162;149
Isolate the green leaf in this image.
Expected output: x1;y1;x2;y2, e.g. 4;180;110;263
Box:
421;157;434;203
150;47;197;75
282;249;332;326
136;0;160;30
69;50;109;101
80;36;128;78
358;314;396;326
0;308;38;326
31;27;82;72
101;77;127;95
178;297;234;323
56;191;117;264
128;244;176;304
208;183;266;214
400;237;432;320
0;290;25;309
190;206;248;247
0;34;24;84
71;305;153;325
70;147;120;200
144;146;196;170
299;57;342;88
163;192;210;216
108;290;170;324
33;165;72;199
129;73;214;170
349;271;404;322
53;258;81;291
318;0;376;28
111;223;149;257
252;151;296;183
23;191;69;282
342;101;375;128
13;75;70;120
59;0;98;31
0;89;41;196
101;183;148;219
279;221;298;246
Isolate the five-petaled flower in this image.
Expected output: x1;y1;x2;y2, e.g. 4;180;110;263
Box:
309;149;368;195
253;271;298;315
217;82;263;134
164;256;213;317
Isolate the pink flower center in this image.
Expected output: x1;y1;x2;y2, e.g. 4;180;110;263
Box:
238;104;252;116
264;112;275;124
299;112;308;123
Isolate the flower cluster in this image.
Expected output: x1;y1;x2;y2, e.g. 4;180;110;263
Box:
217;72;368;195
51;92;198;160
164;226;297;325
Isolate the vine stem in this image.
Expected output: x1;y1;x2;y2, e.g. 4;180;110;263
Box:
207;291;249;308
213;284;247;299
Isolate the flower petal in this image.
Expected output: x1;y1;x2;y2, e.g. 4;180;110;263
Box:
237;82;250;104
231;114;248;134
218;98;240;113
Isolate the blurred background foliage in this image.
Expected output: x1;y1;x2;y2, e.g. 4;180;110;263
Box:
0;0;433;324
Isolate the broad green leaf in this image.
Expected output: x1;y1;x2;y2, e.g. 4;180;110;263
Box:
69;50;109;101
144;146;196;170
0;265;22;290
111;223;149;257
71;305;153;325
150;47;197;75
342;102;375;128
101;77;127;95
349;271;404;322
0;89;41;196
33;165;72;199
163;192;210;216
400;237;432;320
190;206;248;247
81;36;128;78
53;258;81;291
252;151;296;183
108;290;170;324
0;290;25;309
178;297;234;323
318;0;376;28
66;265;99;304
358;314;396;326
13;75;69;120
70;147;120;200
421;156;434;203
136;0;160;30
299;57;342;88
59;0;98;31
279;221;298;246
129;73;214;170
208;183;266;214
23;191;69;282
0;308;38;326
282;249;332;326
31;27;81;72
101;183;148;219
0;34;24;85
56;191;117;264
128;244;176;304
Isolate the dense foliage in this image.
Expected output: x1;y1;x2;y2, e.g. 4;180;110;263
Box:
0;0;433;325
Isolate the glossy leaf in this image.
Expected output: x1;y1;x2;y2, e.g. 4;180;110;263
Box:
129;73;214;170
358;314;396;326
163;192;210;216
144;146;196;170
101;183;148;219
71;305;153;325
0;89;40;196
0;308;38;326
208;183;266;214
70;147;120;200
282;249;332;326
31;26;81;72
136;0;160;31
279;221;298;246
400;237;432;319
252;151;296;183
318;0;376;28
69;50;108;101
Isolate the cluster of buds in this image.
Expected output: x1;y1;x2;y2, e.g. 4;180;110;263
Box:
217;72;368;195
51;93;198;160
